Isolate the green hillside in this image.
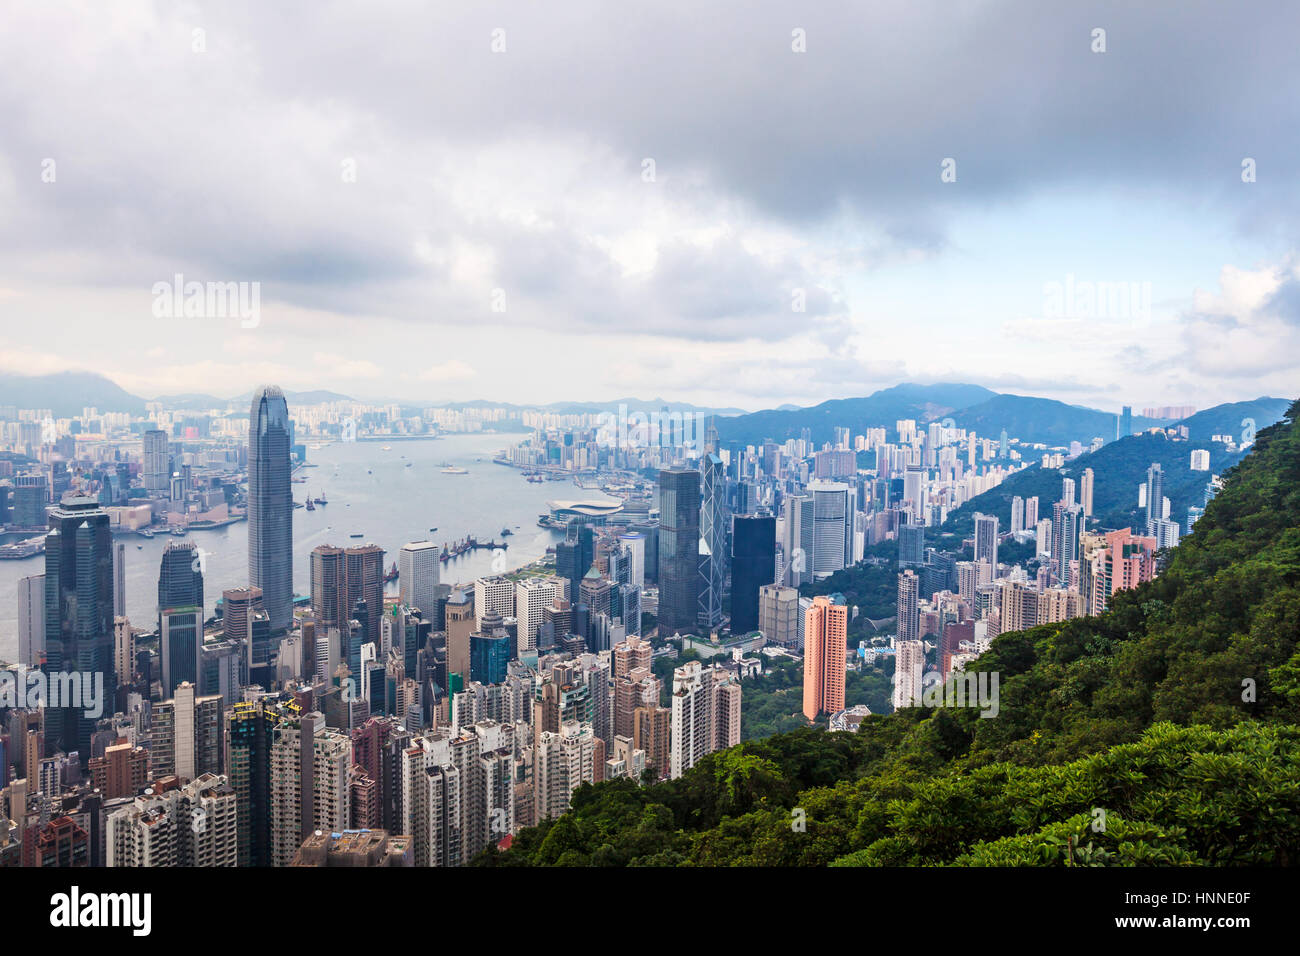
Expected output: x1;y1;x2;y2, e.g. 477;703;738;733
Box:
477;400;1300;867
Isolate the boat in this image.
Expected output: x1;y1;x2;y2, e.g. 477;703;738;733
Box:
405;462;413;468
314;495;328;505
137;544;143;549
305;499;315;511
349;532;364;538
429;527;437;532
441;465;468;475
384;562;399;582
140;529;155;538
382;445;392;451
170;527;186;536
501;527;512;536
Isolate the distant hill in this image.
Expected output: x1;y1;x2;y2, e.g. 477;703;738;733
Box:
937;428;1246;544
951;394;1165;447
717;383;999;446
1175;397;1291;443
0;371;147;417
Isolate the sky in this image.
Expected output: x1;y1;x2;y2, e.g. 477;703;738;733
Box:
0;0;1298;414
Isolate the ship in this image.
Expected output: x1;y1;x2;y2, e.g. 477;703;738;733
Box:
305;498;315;511
170;527;186;536
441;464;469;475
314;493;328;505
140;528;155;538
349;531;364;538
384;562;399;582
501;527;512;536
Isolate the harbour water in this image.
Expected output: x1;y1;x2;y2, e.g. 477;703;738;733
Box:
0;432;580;660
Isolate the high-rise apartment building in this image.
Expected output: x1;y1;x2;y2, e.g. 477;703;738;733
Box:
802;594;847;721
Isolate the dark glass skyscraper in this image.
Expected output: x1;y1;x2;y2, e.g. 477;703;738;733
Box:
248;385;293;631
730;514;775;634
657;467;700;636
42;497;115;757
158;540;204;627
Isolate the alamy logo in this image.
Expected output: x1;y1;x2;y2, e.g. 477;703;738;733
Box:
0;670;104;719
50;887;151;936
151;273;260;328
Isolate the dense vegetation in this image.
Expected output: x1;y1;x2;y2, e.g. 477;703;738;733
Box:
478;400;1300;867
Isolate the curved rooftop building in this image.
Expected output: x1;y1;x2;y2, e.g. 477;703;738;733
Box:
248;385;293;631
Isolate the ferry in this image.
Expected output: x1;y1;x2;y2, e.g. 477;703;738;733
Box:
140;528;156;539
170;527;186;537
441;464;469;475
349;532;364;538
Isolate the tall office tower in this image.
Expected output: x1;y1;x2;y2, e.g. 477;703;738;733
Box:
1024;495;1039;528
345;544;385;652
160;604;203;698
973;512;999;570
248;385;294;631
106;773;239;867
158;539;204;627
113;617;134;685
758;584;800;647
809;482;853;577
698;452;726;630
1010;496;1026;534
898;522;925;567
801;594;847;721
270;710;351;867
670;661;714;779
657;467;701;636
730;514;776;634
781;493;814;586
142;428;170;493
1080;468;1095;518
310;545;348;630
618;532;646;588
1052;502;1083;589
225;700;280;866
1121;405;1133;438
445;589;475;686
1144;463;1164;535
515;577;558;655
17;573;45;666
113;542;126;617
151;681;223;780
902;468;925;523
893;639;926;709
43;497;115;756
399;541;440;615
996;580;1040;637
1061;477;1076;508
619;583;643;637
535;720;596;821
474;576;514;632
897;570;920;644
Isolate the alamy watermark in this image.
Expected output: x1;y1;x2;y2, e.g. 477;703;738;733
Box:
1043;274;1150;320
595;403;709;451
152;273;260;328
0;669;105;719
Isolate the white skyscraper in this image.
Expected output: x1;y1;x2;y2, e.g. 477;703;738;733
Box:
474;576;515;631
808;482;852;578
399;541;440;615
17;573;44;667
515;577;558;654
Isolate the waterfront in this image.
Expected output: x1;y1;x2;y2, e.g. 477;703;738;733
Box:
0;433;594;660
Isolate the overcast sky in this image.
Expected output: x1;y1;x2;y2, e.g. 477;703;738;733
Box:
0;0;1297;412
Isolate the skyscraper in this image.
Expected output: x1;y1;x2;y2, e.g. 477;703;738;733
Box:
43;497;115;756
310;545;347;630
808;481;852;578
248;385;294;631
657;467;700;636
729;514;775;634
159;546;205;699
158;540;204;630
897;569;920;644
1144;463;1164;535
1052;502;1083;589
142;428;170;493
781;493;814;586
1080;467;1095;518
973;512;999;570
802;594;847;721
398;541;440;615
698;452;726;630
